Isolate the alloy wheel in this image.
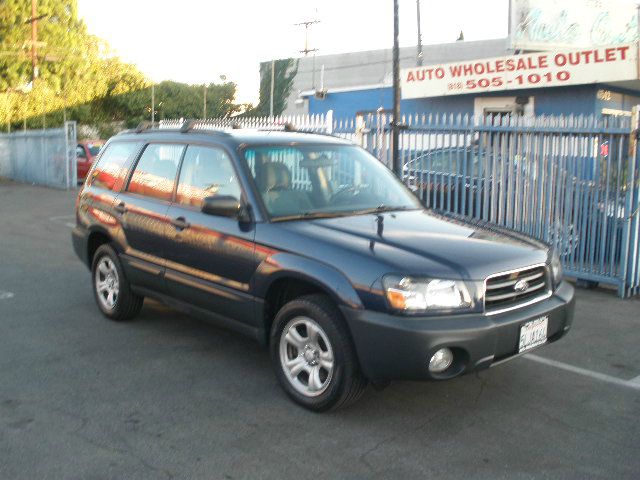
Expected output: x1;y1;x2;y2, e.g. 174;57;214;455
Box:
279;316;335;397
94;256;120;311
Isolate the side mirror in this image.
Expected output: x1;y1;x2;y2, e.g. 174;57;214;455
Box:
201;195;245;219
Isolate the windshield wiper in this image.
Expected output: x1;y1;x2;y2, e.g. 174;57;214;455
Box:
271;211;354;222
272;205;417;222
352;205;416;215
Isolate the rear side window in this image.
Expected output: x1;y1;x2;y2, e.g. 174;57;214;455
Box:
175;146;241;208
88;141;141;191
127;143;184;201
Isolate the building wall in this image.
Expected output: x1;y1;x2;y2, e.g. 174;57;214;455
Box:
308;88;392;119
532;85;596;116
308;88;474;119
307;84;627;119
291;39;640;120
594;85;640;113
283;38;511;115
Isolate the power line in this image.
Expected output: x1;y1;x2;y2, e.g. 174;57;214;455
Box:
294;55;417;74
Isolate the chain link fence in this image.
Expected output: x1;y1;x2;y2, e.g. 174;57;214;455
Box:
0;122;77;189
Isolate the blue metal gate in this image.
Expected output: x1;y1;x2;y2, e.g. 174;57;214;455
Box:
356;111;640;297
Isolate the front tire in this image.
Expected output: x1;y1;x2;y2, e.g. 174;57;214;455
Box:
91;244;143;321
270;294;367;411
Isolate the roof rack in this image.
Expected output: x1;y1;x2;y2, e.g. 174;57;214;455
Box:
135;121;153;133
176;119;233;136
250;122;341;138
180;119;197;132
118;118;340;139
170;119;318;135
116;121;154;135
117;119;232;137
273;125;343;139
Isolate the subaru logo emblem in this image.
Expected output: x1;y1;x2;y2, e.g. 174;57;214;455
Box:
514;279;529;292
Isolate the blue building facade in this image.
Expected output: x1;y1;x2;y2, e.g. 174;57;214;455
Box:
280;38;640;121
307;83;640;119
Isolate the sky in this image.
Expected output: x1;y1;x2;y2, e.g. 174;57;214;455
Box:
77;0;509;104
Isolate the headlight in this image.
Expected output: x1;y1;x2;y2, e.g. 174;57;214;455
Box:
550;252;563;287
383;276;473;312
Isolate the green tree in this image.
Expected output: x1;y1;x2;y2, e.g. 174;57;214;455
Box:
91;59;151;123
247;58;298;117
126;81;242;126
0;1;243;133
0;1;98;91
0;0;150;131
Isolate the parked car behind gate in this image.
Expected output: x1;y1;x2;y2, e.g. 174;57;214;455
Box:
76;140;104;182
72;123;575;411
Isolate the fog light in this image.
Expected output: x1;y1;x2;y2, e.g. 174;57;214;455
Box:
429;348;454;373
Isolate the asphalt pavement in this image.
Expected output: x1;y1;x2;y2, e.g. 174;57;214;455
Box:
0;181;639;480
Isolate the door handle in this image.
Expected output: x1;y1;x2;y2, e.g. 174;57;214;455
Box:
114;201;126;214
171;216;190;231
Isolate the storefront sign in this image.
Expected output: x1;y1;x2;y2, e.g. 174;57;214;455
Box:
510;0;638;50
401;44;638;99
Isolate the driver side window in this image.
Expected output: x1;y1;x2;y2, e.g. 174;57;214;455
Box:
175;145;241;208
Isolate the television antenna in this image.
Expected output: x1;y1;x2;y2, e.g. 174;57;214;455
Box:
295;19;320;89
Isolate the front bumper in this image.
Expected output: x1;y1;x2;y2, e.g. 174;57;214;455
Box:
341;281;575;382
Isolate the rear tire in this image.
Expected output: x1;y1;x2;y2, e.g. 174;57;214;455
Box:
91;244;143;321
270;294;367;411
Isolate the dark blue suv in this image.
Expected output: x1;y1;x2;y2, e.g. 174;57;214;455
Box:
72;123;575;411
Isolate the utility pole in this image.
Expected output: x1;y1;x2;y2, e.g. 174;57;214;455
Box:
295;19;320;89
203;83;207;120
269;59;275;117
635;5;640;91
23;0;50;83
62;72;67;124
31;0;38;82
392;0;402;177
416;0;423;66
151;84;155;124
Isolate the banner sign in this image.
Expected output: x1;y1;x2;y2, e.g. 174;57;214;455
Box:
401;44;638;99
510;0;638;50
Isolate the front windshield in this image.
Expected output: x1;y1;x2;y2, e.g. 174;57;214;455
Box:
243;145;421;219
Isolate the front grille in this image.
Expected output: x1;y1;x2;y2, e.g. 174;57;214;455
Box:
484;265;550;313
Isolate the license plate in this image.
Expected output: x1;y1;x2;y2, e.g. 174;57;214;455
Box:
518;316;548;353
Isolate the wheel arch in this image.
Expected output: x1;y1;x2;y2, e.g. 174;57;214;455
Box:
253;253;364;345
86;227;113;267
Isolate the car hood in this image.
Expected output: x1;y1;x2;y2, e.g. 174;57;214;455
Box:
278;209;549;281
